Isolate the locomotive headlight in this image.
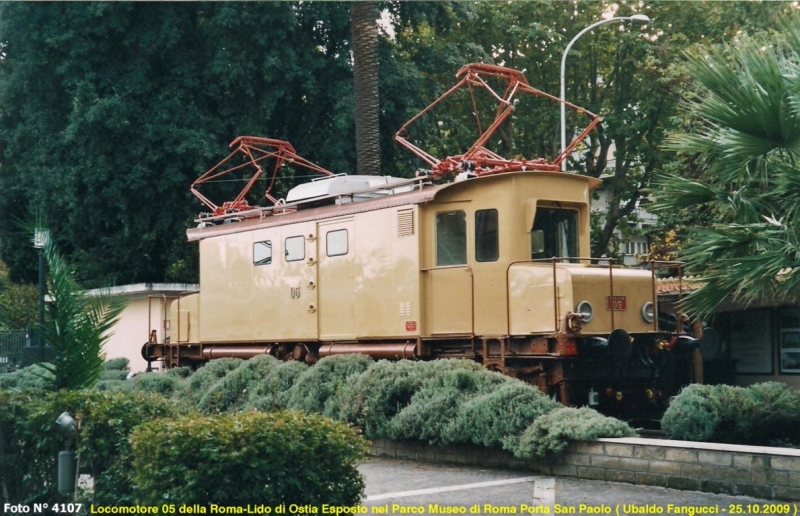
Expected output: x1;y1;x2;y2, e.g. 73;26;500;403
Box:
641;302;655;323
576;300;593;323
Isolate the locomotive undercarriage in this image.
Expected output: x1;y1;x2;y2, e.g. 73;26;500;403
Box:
144;331;694;419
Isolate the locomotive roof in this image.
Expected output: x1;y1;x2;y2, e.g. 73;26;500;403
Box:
186;171;600;242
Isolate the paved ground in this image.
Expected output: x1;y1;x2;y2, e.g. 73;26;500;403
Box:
360;458;793;515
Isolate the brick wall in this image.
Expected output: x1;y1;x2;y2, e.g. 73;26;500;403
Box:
370;437;800;501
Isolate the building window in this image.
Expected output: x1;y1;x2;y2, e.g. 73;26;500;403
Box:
780;309;800;374
285;236;305;262
436;211;467;266
475;209;498;262
729;309;773;374
625;242;635;255
326;229;348;257
253;241;272;266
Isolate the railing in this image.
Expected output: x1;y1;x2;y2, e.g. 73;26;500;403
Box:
504;258;685;336
0;330;28;374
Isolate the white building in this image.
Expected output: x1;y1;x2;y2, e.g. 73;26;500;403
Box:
87;283;198;373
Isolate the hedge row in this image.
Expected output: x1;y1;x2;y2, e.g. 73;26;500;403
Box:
662;382;800;445
88;354;635;459
0;387;367;506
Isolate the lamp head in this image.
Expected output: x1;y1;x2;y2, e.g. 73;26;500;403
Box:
628;14;650;24
56;412;77;434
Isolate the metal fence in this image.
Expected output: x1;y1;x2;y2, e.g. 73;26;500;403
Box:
0;330;28;374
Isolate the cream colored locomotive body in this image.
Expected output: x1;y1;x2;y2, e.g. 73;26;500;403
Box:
152;171;694;414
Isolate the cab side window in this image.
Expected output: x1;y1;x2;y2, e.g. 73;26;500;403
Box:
436;210;467;266
475;209;498;262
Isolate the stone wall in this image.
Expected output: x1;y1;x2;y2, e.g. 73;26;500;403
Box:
370;437;800;501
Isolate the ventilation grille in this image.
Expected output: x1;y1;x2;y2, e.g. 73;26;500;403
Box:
397;209;414;237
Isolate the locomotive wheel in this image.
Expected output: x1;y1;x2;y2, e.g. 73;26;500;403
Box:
292;344;307;361
273;344;291;360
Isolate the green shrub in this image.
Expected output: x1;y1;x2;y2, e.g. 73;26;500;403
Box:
103;357;130;371
745;382;800;444
131;411;367;506
663;382;800;445
0;363;54;391
447;382;560;450
94;379;134;392
286;354;372;418
245;360;308;412
514;407;636;459
132;372;181;396
166;366;193;379
99;369;129;381
179;357;243;407
0;390;62;505
661;384;719;442
0;389;180;505
338;359;488;439
198;355;280;413
65;390;182;504
386;365;509;443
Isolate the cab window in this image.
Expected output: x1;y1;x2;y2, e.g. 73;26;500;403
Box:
436;210;466;266
531;208;578;261
475;209;498;262
253;241;272;266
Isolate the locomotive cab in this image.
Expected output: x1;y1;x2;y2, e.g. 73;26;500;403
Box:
420;171;705;417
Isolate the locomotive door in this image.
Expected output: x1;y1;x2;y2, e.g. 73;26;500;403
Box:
426;209;474;335
280;223;319;340
317;218;356;339
427;267;474;334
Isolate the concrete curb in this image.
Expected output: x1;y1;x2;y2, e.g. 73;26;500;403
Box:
370;438;800;501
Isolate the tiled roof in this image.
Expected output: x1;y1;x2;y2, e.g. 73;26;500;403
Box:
657;276;704;295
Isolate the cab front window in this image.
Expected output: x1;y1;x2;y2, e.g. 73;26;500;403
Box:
531;207;578;262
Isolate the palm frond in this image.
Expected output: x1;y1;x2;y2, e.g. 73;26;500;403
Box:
33;231;127;390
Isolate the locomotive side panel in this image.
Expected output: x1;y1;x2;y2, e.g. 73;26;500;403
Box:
198;221;319;343
352;206;422;339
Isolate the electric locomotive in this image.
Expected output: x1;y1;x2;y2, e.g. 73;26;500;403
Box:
143;64;718;417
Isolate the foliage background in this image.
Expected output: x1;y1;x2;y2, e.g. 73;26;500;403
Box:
1;1;797;297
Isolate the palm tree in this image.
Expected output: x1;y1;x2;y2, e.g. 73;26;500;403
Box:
351;1;381;176
36;233;127;390
651;22;800;316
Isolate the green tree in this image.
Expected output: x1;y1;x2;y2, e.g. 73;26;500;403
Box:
651;21;800;316
0;3;355;287
388;1;795;258
0;260;37;330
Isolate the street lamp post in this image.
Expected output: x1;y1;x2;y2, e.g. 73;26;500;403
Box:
560;14;650;172
32;228;49;354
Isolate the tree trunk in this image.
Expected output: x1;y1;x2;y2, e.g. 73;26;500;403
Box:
351;1;381;176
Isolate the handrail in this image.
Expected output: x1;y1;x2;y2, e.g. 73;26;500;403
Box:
505;256;621;336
